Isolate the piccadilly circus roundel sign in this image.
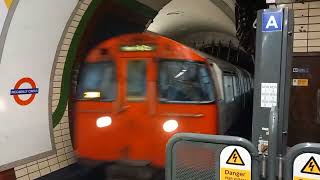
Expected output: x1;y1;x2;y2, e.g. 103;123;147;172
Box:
10;77;39;106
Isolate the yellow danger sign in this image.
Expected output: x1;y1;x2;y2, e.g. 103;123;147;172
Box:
220;168;250;180
294;177;319;180
220;146;251;180
301;157;320;175
226;149;245;166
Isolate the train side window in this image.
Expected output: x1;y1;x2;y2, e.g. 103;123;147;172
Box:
243;77;248;93
232;76;239;97
223;74;234;102
127;60;146;100
158;60;215;103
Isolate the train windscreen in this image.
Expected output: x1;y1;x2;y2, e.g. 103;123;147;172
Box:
158;60;215;103
76;61;116;101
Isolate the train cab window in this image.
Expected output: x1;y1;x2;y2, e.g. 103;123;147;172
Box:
127;61;146;100
223;74;234;102
76;61;116;101
158;60;215;103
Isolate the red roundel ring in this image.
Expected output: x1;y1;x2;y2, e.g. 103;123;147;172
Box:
13;78;37;106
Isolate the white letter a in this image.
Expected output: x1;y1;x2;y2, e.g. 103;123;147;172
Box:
266;15;278;29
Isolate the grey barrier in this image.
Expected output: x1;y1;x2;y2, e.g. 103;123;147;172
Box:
166;133;259;180
285;143;320;180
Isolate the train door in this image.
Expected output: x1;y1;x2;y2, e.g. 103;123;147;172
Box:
118;57;153;162
221;72;243;136
288;54;320;146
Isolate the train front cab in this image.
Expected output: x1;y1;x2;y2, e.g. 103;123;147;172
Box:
74;34;219;167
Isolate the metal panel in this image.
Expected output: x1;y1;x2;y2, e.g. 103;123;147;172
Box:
166;133;259;180
252;8;293;156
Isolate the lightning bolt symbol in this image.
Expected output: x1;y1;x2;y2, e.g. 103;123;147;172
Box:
309;161;315;171
233;153;238;162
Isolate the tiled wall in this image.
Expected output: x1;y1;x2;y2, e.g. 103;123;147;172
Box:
14;109;76;180
13;0;93;179
271;1;320;52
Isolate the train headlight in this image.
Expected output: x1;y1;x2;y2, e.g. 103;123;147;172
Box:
96;116;112;128
163;120;178;132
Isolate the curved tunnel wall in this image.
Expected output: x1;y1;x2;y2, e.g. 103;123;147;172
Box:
0;0;78;176
12;0;158;179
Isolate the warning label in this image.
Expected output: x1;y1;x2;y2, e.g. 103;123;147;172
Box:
220;168;250;180
301;157;320;175
220;146;251;180
293;153;320;180
292;79;309;87
226;149;245;166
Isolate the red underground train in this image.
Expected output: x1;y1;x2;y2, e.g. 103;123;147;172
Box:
73;32;253;172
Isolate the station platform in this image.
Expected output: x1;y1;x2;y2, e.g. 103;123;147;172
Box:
38;163;165;180
38;163;106;180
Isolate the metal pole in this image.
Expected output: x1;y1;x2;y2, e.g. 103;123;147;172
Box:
267;106;278;180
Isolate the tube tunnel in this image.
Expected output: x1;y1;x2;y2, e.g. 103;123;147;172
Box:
0;0;286;179
1;0;320;179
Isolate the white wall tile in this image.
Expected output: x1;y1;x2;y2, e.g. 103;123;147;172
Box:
26;161;37;167
310;9;320;16
308;46;320;51
294;25;308;32
295;17;308;24
294;9;309;17
53;75;62;82
79;3;89;10
293;39;308;47
17;175;29;180
310;1;320;8
54;130;62;137
309;39;320;46
293;47;308;52
62;128;70;135
309;24;320;31
27;164;39;173
308;31;320;39
309;16;320;24
59;160;69;168
50;164;60;172
56;142;64;149
15;165;26;170
40;167;51;176
38;161;49;169
58;154;67;162
28;171;40;180
294;32;308;39
293;2;309;9
62;134;71;141
15;168;28;178
37;158;47;163
48;157;58;166
64;145;73;153
55;136;63;143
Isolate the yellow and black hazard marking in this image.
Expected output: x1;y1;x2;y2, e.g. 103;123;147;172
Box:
301;156;320;176
226;149;245;166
